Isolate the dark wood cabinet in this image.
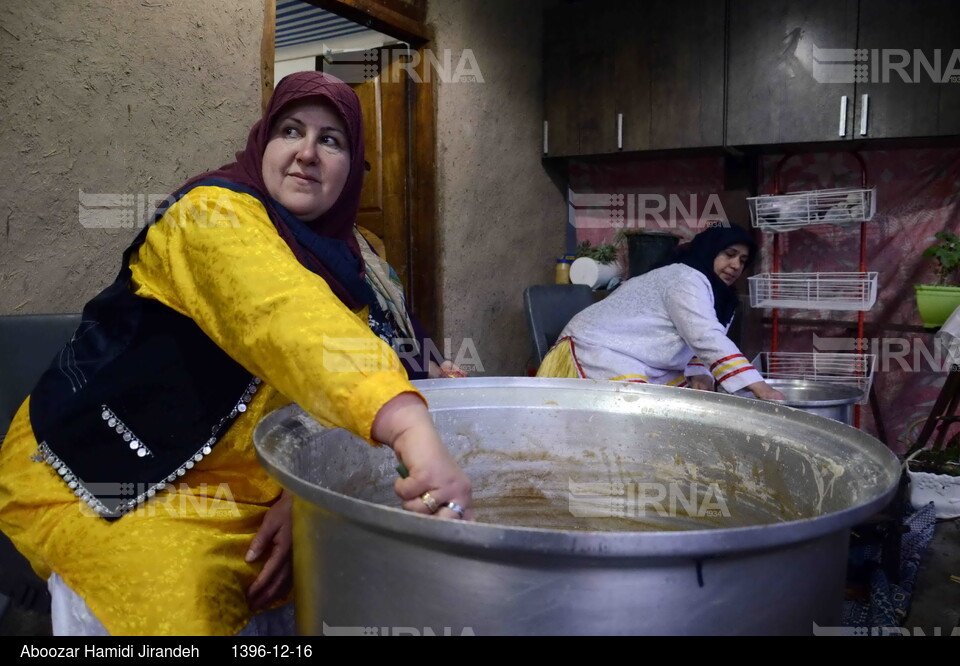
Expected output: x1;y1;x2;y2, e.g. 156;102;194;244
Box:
543;2;582;157
543;0;725;157
726;0;859;146
726;0;960;146
629;0;725;151
855;0;960;140
543;0;617;157
576;6;619;155
545;0;960;156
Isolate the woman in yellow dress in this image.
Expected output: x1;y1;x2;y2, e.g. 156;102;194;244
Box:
0;72;471;635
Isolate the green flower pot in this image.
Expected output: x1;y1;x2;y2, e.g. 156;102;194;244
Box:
915;284;960;327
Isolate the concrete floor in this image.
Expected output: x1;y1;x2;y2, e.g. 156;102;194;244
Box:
1;519;957;636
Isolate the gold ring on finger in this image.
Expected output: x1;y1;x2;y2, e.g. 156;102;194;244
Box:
420;492;439;513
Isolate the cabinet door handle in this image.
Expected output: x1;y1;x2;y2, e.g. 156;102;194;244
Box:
860;94;869;136
839;96;848;137
617;113;623;150
543;120;549;155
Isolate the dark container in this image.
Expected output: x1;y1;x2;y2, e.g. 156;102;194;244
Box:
627;232;680;277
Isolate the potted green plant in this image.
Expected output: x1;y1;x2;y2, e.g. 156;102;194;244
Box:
575;240;619;264
570;239;623;289
915;231;960;327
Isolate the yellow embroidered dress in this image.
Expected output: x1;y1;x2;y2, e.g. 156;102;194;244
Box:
0;187;417;635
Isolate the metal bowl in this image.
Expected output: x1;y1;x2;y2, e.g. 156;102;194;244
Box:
723;378;864;425
254;378;900;635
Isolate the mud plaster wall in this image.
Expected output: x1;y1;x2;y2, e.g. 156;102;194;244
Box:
0;1;263;313
428;0;566;376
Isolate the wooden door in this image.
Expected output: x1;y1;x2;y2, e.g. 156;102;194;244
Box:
726;0;858;146
855;0;960;139
323;48;411;291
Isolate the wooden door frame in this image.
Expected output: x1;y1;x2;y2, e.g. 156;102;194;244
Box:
261;0;441;339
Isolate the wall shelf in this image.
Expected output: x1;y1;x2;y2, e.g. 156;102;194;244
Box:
753;351;876;403
748;272;878;311
747;187;876;232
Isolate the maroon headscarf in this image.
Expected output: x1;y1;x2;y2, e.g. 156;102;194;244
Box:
176;71;367;308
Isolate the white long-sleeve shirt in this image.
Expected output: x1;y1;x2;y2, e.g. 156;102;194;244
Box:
560;263;763;393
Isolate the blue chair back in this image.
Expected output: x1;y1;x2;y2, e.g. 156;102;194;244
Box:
523;285;595;366
0;313;82;438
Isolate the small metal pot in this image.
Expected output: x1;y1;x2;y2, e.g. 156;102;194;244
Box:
724;379;863;425
254;378;899;636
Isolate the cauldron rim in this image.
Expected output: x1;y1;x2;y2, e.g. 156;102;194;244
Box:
254;378;900;559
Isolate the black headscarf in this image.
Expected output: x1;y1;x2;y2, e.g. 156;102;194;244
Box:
670;225;758;325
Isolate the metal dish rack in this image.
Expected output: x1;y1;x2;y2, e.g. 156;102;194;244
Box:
749;152;877;429
748;187;876;232
753;352;876;404
748;272;878;311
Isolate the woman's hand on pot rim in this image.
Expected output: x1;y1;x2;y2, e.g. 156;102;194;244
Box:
372;392;473;520
687;375;714;391
748;381;786;402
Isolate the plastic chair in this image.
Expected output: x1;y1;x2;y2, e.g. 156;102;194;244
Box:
523;285;595;366
0;313;81;624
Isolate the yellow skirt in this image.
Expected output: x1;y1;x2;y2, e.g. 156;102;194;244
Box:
0;386;292;636
535;337;583;379
536;337;690;386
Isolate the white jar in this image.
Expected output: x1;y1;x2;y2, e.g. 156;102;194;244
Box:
569;257;621;289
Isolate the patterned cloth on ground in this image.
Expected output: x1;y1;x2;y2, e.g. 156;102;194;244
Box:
842;501;937;628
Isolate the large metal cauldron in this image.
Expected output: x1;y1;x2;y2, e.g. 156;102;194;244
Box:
253;378;900;636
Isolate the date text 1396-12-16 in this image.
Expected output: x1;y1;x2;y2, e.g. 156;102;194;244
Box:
233;644;314;658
